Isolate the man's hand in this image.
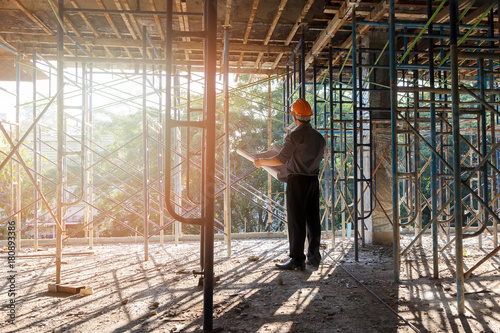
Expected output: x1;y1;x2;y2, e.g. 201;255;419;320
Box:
254;159;262;168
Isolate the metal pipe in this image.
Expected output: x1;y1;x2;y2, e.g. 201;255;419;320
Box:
87;65;94;249
329;42;336;247
313;62;318;126
32;50;39;251
352;10;359;261
223;27;231;257
478;58;490;242
56;0;65;285
0;42;19;55
202;1;217;330
427;0;439;280
397;87;500;95
412;56;423;246
490;9;498;249
143;26;150;261
300;33;305;99
164;0;203;226
449;0;465;316
389;0;400;283
356;20;489;30
464;244;500;278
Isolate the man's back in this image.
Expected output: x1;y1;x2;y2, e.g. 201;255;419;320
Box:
276;122;326;176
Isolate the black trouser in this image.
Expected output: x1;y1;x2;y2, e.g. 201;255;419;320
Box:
286;174;321;263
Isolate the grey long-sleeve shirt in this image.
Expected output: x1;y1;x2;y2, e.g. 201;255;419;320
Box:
275;122;326;179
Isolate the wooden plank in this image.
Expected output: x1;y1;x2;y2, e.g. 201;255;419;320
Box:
224;0;232;27
305;0;358;70
284;0;316;46
95;0;133;58
10;0;53;35
244;0;260;44
3;35;291;53
236;0;260;81
48;284;86;294
122;0;142;39
359;0;388;35
148;0;164;41
112;0;138;40
264;0;289;45
68;0;113;57
252;0;289;79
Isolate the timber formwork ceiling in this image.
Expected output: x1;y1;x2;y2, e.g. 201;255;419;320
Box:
0;0;498;77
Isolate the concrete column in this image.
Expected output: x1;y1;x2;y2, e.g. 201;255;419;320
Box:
364;30;393;245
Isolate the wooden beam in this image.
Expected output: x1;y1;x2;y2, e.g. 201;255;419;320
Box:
304;0;358;70
3;34;291;54
69;0;113;57
358;0;388;35
264;0;289;46
325;0;390;71
122;0;142;39
244;0;260;44
48;284;86;294
94;0;133;58
272;0;315;70
462;2;497;25
285;0;315;46
225;0;232;26
236;0;260;81
175;0;192;60
435;0;472;23
112;0;138;40
148;0;164;41
251;0;288;81
10;0;53;35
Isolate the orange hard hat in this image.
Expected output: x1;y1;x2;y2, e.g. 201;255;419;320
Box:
291;99;313;118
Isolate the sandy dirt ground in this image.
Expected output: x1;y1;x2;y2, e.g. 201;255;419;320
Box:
1;235;499;333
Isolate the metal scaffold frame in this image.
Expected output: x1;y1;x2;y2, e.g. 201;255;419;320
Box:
277;0;500;318
388;0;500;316
0;1;290;330
2;0;500;329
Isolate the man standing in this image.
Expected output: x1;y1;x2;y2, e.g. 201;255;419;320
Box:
254;99;326;270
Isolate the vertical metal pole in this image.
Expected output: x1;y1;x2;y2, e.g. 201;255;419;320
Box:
352;11;359;261
479;59;488;246
143;26;150;261
490;10;498;249
15;54;21;251
159;66;164;247
81;62;88;246
267;78;272;233
56;0;65;284
174;72;181;247
358;49;365;248
329;43;335;247
413;56;422;246
300;33;306;99
32;50;38;251
389;0;400;282
203;0;217;330
88;66;94;249
449;0;465;315
223;27;232;257
340;73;346;240
428;0;439;279
165;0;176;247
313;62;318;126
283;62;295;123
